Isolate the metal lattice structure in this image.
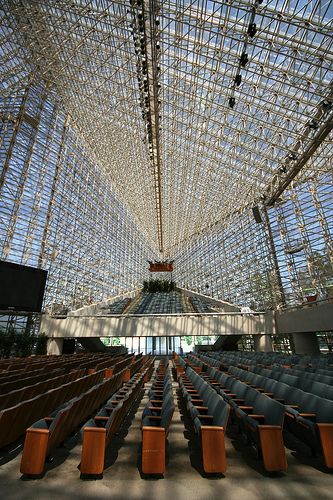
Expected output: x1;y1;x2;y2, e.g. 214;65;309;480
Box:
0;0;333;313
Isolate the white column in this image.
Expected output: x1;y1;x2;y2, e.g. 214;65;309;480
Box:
254;334;273;352
47;338;63;355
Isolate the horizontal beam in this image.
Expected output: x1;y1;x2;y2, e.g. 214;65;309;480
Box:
41;311;275;338
276;301;333;334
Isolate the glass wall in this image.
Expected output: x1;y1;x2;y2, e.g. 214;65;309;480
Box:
0;85;158;311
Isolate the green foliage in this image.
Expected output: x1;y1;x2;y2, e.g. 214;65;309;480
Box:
101;337;111;346
195;336;217;345
142;279;176;293
35;333;47;355
298;251;333;295
0;328;48;358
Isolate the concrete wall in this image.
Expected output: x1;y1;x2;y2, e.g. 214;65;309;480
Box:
276;302;333;334
41;312;276;339
292;332;320;355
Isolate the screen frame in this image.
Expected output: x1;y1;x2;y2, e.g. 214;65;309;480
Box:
0;260;48;312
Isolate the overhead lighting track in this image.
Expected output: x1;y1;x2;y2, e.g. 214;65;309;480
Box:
129;0;164;254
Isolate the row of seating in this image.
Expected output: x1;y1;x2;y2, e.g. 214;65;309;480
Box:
0;369;105;448
235;365;333;400
20;368;127;476
171;355;203;380
189;296;213;313
0;353;119;380
186;354;205;372
201;367;287;472
79;366;148;476
197;354;221;369
255;365;333;386
201;350;333;369
226;365;333;468
141;359;175;474
134;292;184;314
0;366;50;385
0;353;124;394
178;366;230;474
0;368;85;411
86;355;131;378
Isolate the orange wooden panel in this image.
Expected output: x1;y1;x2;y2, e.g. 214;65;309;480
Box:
201;426;227;473
149;263;173;272
105;368;113;379
80;427;107;476
123;368;131;382
317;423;333;468
142;426;165;474
20;428;50;476
258;425;287;472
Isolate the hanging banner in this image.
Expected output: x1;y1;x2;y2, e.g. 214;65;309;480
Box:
149;262;174;272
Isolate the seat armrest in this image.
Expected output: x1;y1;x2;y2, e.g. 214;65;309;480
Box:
249;414;265;423
299;413;316;421
238;406;253;414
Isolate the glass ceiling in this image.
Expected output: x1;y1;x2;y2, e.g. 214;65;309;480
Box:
2;0;333;256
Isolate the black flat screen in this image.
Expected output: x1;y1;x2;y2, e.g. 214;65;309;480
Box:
0;261;48;312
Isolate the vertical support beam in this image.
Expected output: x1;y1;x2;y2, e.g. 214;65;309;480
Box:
1;89;46;258
262;205;286;307
47;337;63;355
254;334;273;352
0;86;30;192
38;115;69;268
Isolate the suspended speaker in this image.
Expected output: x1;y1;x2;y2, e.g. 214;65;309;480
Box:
252;205;263;224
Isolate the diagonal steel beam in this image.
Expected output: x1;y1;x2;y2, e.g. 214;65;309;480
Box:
264;100;333;206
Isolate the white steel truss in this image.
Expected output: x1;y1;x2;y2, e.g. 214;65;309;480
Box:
2;0;332;255
0;0;332;312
